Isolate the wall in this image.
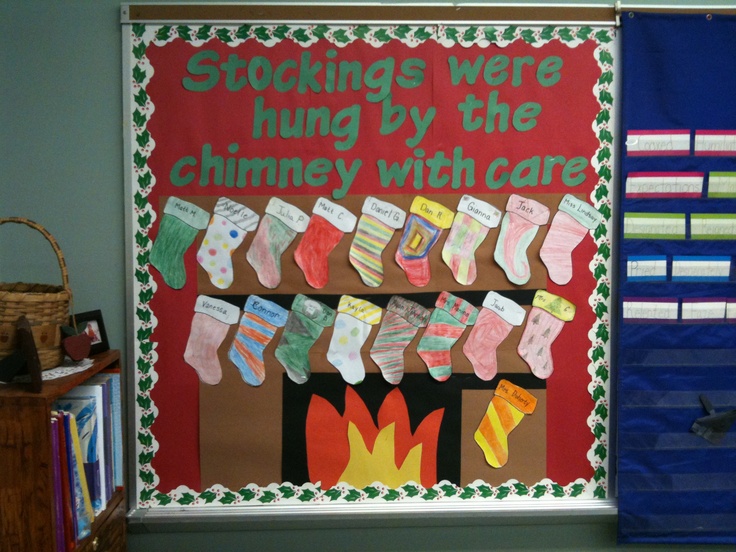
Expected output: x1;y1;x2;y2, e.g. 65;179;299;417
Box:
2;1;734;550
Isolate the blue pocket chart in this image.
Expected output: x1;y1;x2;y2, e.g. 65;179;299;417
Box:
618;11;736;545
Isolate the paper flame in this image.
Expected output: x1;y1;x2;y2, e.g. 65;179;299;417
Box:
306;386;444;489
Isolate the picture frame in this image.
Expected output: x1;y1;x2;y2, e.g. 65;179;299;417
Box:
74;310;109;356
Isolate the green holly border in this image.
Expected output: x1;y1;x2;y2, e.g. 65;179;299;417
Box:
127;23;614;508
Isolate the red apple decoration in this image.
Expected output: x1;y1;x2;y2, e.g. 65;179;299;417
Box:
62;328;92;360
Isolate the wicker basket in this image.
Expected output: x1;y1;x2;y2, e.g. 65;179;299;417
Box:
0;217;72;370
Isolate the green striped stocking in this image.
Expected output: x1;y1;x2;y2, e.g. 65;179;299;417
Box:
369;296;430;385
274;295;336;384
417;292;478;382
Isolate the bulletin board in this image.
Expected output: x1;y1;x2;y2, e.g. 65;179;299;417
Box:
122;4;616;517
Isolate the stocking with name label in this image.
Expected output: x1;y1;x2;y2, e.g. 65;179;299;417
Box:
417;291;478;382
150;197;210;290
246;197;309;289
517;290;576;380
463;291;526;381
395;196;454;288
183;296;240;385
228;295;288;386
540;194;602;285
475;379;538;468
294;198;357;289
442;195;501;286
369;296;430;385
349;196;406;288
197;197;259;290
493;194;550;286
327;295;382;385
274;295;336;385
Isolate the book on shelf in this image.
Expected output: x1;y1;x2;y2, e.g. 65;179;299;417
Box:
88;373;116;498
49;365;123;550
59;383;109;512
61;411;94;542
102;370;123;488
50;414;65;552
53;411;75;552
54;396;103;515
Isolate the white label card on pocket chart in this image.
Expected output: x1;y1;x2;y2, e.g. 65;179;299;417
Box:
622;298;679;323
694;130;736;156
626;130;690;156
623;213;686;240
672;256;731;282
681;299;727;323
690;214;736;240
627;256;668;282
708;173;736;198
625;172;703;198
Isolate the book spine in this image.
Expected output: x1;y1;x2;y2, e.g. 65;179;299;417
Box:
59;412;75;551
50;414;65;552
68;414;93;541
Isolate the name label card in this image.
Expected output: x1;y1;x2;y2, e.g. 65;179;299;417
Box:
266;197;309;233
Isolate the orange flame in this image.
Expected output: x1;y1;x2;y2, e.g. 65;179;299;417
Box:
306;387;444;488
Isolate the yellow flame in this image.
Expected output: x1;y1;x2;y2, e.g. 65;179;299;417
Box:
337;421;423;488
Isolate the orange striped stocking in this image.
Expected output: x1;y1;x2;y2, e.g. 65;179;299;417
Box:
474;379;537;468
228;295;287;386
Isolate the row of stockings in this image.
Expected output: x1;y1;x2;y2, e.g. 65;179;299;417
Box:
183;289;575;387
150;194;602;291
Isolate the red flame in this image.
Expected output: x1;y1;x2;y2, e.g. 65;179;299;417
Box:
306;387;444;488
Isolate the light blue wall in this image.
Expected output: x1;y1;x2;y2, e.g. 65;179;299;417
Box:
3;1;735;550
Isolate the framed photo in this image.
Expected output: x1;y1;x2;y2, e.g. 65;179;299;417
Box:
74;310;109;355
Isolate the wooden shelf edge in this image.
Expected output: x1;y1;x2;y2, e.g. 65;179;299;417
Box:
0;350;120;400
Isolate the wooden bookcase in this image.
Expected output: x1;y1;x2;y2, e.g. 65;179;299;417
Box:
0;350;126;552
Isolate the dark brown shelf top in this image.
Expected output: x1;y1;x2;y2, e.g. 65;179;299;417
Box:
0;350;120;401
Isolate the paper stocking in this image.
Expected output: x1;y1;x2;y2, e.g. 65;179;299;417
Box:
493;194;550;285
274;295;336;384
327;295;382;385
246;197;309;289
183;295;240;385
294;198;357;289
196;197;259;290
150;197;210;289
417;291;478;382
369;296;430;385
349;196;406;287
463;292;526;381
442;195;501;285
540;194;602;285
517;290;576;379
228;295;288;386
475;379;537;468
395;196;454;287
